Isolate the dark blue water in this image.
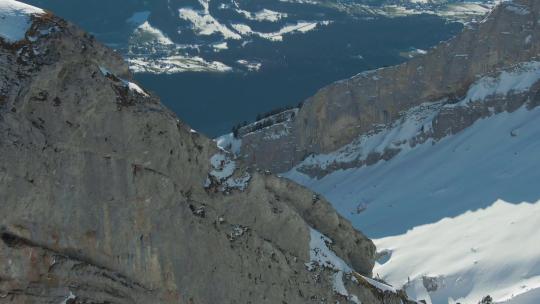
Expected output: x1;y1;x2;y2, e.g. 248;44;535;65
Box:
21;0;462;137
136;16;462;137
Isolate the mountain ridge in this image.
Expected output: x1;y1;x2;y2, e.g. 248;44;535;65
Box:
0;1;409;303
217;0;540;302
231;0;539;175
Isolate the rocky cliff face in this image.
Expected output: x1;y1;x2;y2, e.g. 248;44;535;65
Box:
236;0;540;174
0;1;408;303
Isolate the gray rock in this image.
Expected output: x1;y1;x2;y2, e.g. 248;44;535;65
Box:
0;6;406;304
237;0;540;174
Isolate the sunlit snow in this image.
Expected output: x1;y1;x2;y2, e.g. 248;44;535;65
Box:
0;0;44;43
285;62;540;303
375;200;540;304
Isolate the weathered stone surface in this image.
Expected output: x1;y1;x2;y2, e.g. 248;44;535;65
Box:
238;0;540;173
293;81;540;179
0;6;405;304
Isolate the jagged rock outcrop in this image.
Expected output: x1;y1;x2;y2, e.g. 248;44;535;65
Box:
236;0;540;174
0;1;411;303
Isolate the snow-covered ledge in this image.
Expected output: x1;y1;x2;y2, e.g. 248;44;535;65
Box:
0;0;45;43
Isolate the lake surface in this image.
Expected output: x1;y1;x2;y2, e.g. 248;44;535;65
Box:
22;0;463;138
136;15;462;137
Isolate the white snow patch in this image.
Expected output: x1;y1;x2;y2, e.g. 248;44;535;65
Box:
451;62;540;107
296;101;441;170
133;21;174;45
306;228;353;297
286;105;540;303
207;151;251;191
262;123;291;140
224;172;251;191
505;3;530;16
0;0;44;43
179;7;241;40
374;200;540;304
60;291;76;304
383;1;497;21
236;59;262;72
293;61;540;172
215;133;242;155
125;81;148;96
230;20;329;42
306;228;393;299
278;0;318;4
307;228;352;273
209;153;236;181
212;41;228;51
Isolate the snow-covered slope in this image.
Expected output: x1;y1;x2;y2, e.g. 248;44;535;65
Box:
292;61;540;176
0;0;44;43
283;63;540;303
285;103;540;237
374;200;540;304
286;102;540;304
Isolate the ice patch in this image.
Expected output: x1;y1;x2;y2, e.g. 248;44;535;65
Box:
60;291;76;304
